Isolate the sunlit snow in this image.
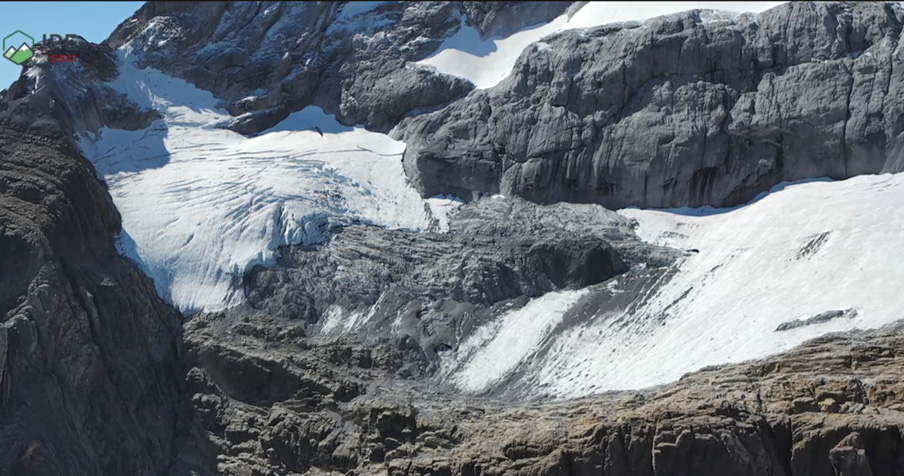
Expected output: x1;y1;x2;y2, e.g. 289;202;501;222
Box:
417;1;786;89
440;289;590;392
78;54;459;314
442;174;904;398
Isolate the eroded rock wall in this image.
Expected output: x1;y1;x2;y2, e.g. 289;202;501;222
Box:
0;46;185;476
398;2;904;208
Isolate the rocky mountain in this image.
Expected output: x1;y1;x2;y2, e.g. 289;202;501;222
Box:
397;1;904;207
2;1;904;475
0;43;184;474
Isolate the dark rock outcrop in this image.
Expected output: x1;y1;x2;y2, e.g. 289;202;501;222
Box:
175;305;904;475
398;1;904;208
229;197;674;380
103;1;570;134
0;50;185;475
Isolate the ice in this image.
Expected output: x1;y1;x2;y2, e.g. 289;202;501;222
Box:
440;289;590;392
337;1;387;21
78;53;460;314
562;173;904;397
441;173;904;398
319;306;367;335
328;1;395;34
425;195;465;232
417;2;785;89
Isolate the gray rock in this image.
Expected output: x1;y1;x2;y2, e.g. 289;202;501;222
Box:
829;432;874;476
775;308;859;332
397;2;904;208
3;41;158;136
103;1;571;134
228;196;676;381
0;56;184;475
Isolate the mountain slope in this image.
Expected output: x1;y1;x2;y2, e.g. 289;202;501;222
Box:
33;0;904;402
449;173;904;399
0;43;184;475
77;53;460;313
416;1;784;89
3;1;904;475
398;2;904;207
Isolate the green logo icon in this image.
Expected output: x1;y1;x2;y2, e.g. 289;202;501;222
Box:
3;30;35;65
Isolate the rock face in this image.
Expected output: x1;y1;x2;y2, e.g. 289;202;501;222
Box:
458;1;578;39
174;308;904;476
228;197;676;383
398;1;904;208
5;2;904;476
104;1;571;134
0;43;185;475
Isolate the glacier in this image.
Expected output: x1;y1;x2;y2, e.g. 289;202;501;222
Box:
70;1;904;402
78;53;460;313
438;173;904;399
76;2;787;315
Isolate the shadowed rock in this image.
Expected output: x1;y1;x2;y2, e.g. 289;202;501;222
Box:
0;55;185;475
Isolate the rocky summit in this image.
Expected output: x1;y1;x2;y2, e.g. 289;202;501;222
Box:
2;2;904;475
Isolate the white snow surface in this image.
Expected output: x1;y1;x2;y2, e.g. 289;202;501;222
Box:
77;54;458;314
337;1;388;21
417;2;785;89
441;174;904;398
440;289;590;392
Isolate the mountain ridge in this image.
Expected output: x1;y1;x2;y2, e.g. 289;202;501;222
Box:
2;1;904;475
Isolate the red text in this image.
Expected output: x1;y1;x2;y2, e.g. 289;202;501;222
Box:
49;54;78;63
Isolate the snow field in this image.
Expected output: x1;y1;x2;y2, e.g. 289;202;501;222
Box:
441;174;904;398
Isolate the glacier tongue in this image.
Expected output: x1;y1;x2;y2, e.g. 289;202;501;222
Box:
78;55;459;314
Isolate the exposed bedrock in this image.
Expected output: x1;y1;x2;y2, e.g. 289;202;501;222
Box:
103;1;573;134
226;197;676;379
0;56;185;475
397;1;904;208
175;309;904;475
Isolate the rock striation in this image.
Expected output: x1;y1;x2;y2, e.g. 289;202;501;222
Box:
3;2;904;476
397;1;904;207
0;42;185;475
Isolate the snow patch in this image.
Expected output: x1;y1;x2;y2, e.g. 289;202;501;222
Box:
328;1;396;34
337;1;388;21
425;195;465;232
437;173;904;399
540;173;904;397
417;2;785;89
319;306;367;335
441;289;590;392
